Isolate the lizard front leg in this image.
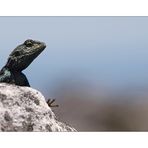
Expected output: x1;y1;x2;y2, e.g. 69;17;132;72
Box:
47;99;59;107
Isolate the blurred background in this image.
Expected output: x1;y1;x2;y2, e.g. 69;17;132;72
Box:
1;17;148;131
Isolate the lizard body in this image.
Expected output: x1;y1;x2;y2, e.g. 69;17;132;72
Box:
0;39;58;107
0;39;46;86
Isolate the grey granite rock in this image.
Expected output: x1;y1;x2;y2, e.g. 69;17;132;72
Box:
0;83;76;132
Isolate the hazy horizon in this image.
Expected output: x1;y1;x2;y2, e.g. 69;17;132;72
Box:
1;17;148;97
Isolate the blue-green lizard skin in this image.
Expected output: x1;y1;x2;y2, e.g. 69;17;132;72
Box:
0;39;46;87
0;39;59;107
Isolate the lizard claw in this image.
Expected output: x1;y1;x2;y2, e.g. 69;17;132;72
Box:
47;99;59;107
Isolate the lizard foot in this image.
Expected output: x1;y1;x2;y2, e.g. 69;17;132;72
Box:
47;99;59;107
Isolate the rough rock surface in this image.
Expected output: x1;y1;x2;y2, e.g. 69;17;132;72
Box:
0;83;76;132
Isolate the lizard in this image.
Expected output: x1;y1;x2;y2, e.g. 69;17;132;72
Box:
0;39;58;107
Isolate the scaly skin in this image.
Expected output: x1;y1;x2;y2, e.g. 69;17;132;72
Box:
0;39;58;107
0;39;46;86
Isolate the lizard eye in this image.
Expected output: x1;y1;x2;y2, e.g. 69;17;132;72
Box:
24;40;33;47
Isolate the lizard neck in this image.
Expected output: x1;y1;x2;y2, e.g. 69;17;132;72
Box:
1;65;30;87
3;65;21;74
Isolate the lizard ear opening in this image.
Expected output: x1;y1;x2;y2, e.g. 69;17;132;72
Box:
13;51;20;56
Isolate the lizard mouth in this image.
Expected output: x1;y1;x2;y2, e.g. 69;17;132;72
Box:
40;42;46;49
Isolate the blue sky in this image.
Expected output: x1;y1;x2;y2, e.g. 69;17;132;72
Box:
1;17;148;97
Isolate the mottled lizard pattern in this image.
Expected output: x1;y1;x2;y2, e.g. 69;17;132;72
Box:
0;39;58;107
0;39;46;86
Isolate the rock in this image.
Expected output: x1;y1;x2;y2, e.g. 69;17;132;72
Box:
0;83;76;132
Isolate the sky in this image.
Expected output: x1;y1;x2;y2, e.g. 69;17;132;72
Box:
0;17;148;97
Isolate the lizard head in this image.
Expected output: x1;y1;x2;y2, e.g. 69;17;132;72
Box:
6;39;46;72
